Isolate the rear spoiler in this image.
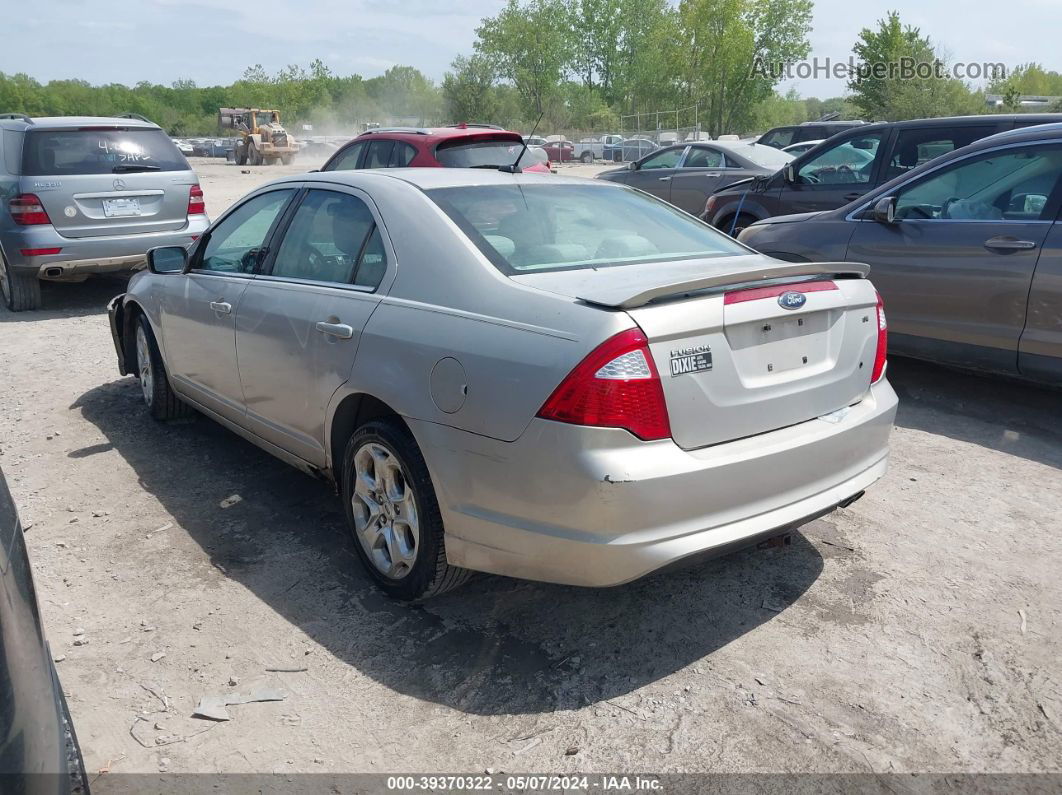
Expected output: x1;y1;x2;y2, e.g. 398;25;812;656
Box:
577;261;871;309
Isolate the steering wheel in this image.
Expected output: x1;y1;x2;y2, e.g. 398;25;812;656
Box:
801;171;820;184
304;244;330;276
940;197;959;220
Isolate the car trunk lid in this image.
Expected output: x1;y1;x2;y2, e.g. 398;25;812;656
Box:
515;258;879;449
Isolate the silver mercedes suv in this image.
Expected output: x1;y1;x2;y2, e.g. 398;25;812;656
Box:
0;113;210;311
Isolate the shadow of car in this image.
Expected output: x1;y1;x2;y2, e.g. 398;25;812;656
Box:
71;377;825;715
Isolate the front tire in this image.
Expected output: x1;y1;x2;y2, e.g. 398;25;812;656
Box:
134;314;191;421
248;142;262;166
719;212;758;238
580;151;593;163
1;252;42;312
342;419;472;600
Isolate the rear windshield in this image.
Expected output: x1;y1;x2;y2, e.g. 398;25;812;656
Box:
732;144;795;169
435;137;526;168
22;128;190;176
428;184;746;274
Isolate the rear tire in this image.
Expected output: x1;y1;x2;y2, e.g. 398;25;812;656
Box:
236;145;248;166
0;252;42;312
580;151;593;163
134;314;191;421
341;419;473;600
248;142;262;166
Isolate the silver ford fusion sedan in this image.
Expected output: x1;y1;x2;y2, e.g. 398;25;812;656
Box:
107;168;897;600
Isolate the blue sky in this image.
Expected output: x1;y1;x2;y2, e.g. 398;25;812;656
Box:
6;0;1060;99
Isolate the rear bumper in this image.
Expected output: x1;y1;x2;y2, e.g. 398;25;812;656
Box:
412;379;897;587
1;217;209;276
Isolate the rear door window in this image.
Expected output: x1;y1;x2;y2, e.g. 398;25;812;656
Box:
884;126;997;182
683;147;724;168
434;137;524;168
364;140;395;169
270;189;379;284
22;128;189;175
388;142;417;167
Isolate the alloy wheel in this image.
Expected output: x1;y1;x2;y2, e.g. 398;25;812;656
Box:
350;442;420;579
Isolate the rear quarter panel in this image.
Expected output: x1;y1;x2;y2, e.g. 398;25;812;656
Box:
336;176;632;442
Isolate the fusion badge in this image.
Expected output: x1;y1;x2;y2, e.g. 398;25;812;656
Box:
670;345;712;377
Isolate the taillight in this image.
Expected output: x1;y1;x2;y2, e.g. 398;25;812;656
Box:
188;184;206;215
871;291;887;383
536;328;671;441
9;194;51;226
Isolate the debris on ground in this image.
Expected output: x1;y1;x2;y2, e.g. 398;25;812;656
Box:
219;494;243;509
192;679;287;721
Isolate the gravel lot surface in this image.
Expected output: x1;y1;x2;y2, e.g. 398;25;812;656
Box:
1;157;1059;783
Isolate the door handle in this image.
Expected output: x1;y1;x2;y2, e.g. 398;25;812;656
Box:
843;192;862;201
984;236;1037;251
209;301;232;314
658;176;671;182
706;173;721;178
315;321;354;339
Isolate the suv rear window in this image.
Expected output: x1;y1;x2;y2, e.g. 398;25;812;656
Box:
22;128;189;176
434;136;525;168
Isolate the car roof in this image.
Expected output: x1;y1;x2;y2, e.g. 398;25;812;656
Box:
977;121;1062;144
351;125;521;146
0;115;161;131
268;167;609;192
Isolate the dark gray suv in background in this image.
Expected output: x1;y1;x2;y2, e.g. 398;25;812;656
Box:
738;123;1062;385
0;114;209;311
704;114;1062;235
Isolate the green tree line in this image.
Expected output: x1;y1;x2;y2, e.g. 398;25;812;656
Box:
1;7;1056;139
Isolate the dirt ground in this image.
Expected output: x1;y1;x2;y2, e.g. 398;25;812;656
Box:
1;156;1060;783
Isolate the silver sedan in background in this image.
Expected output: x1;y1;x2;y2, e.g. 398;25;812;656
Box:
108;169;896;600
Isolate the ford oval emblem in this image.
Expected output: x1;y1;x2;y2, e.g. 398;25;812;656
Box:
778;291;806;310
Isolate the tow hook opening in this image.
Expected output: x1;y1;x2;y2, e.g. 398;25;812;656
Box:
838;490;866;509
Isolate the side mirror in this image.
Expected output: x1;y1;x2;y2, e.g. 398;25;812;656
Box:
628;161;638;171
872;196;897;224
783;164;796;183
147;246;188;274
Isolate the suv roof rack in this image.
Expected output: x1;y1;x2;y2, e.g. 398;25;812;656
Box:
362;127;431;135
447;123;505;130
0;113;33;124
118;113;153;123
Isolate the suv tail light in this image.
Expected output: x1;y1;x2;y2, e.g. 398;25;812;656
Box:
187;184;206;216
536;328;671;441
872;291;887;383
9;194;51;226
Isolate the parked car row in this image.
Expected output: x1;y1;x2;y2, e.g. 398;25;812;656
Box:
737;121;1062;385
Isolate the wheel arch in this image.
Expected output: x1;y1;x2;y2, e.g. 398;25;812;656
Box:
120;298;148;376
327;392;410;481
